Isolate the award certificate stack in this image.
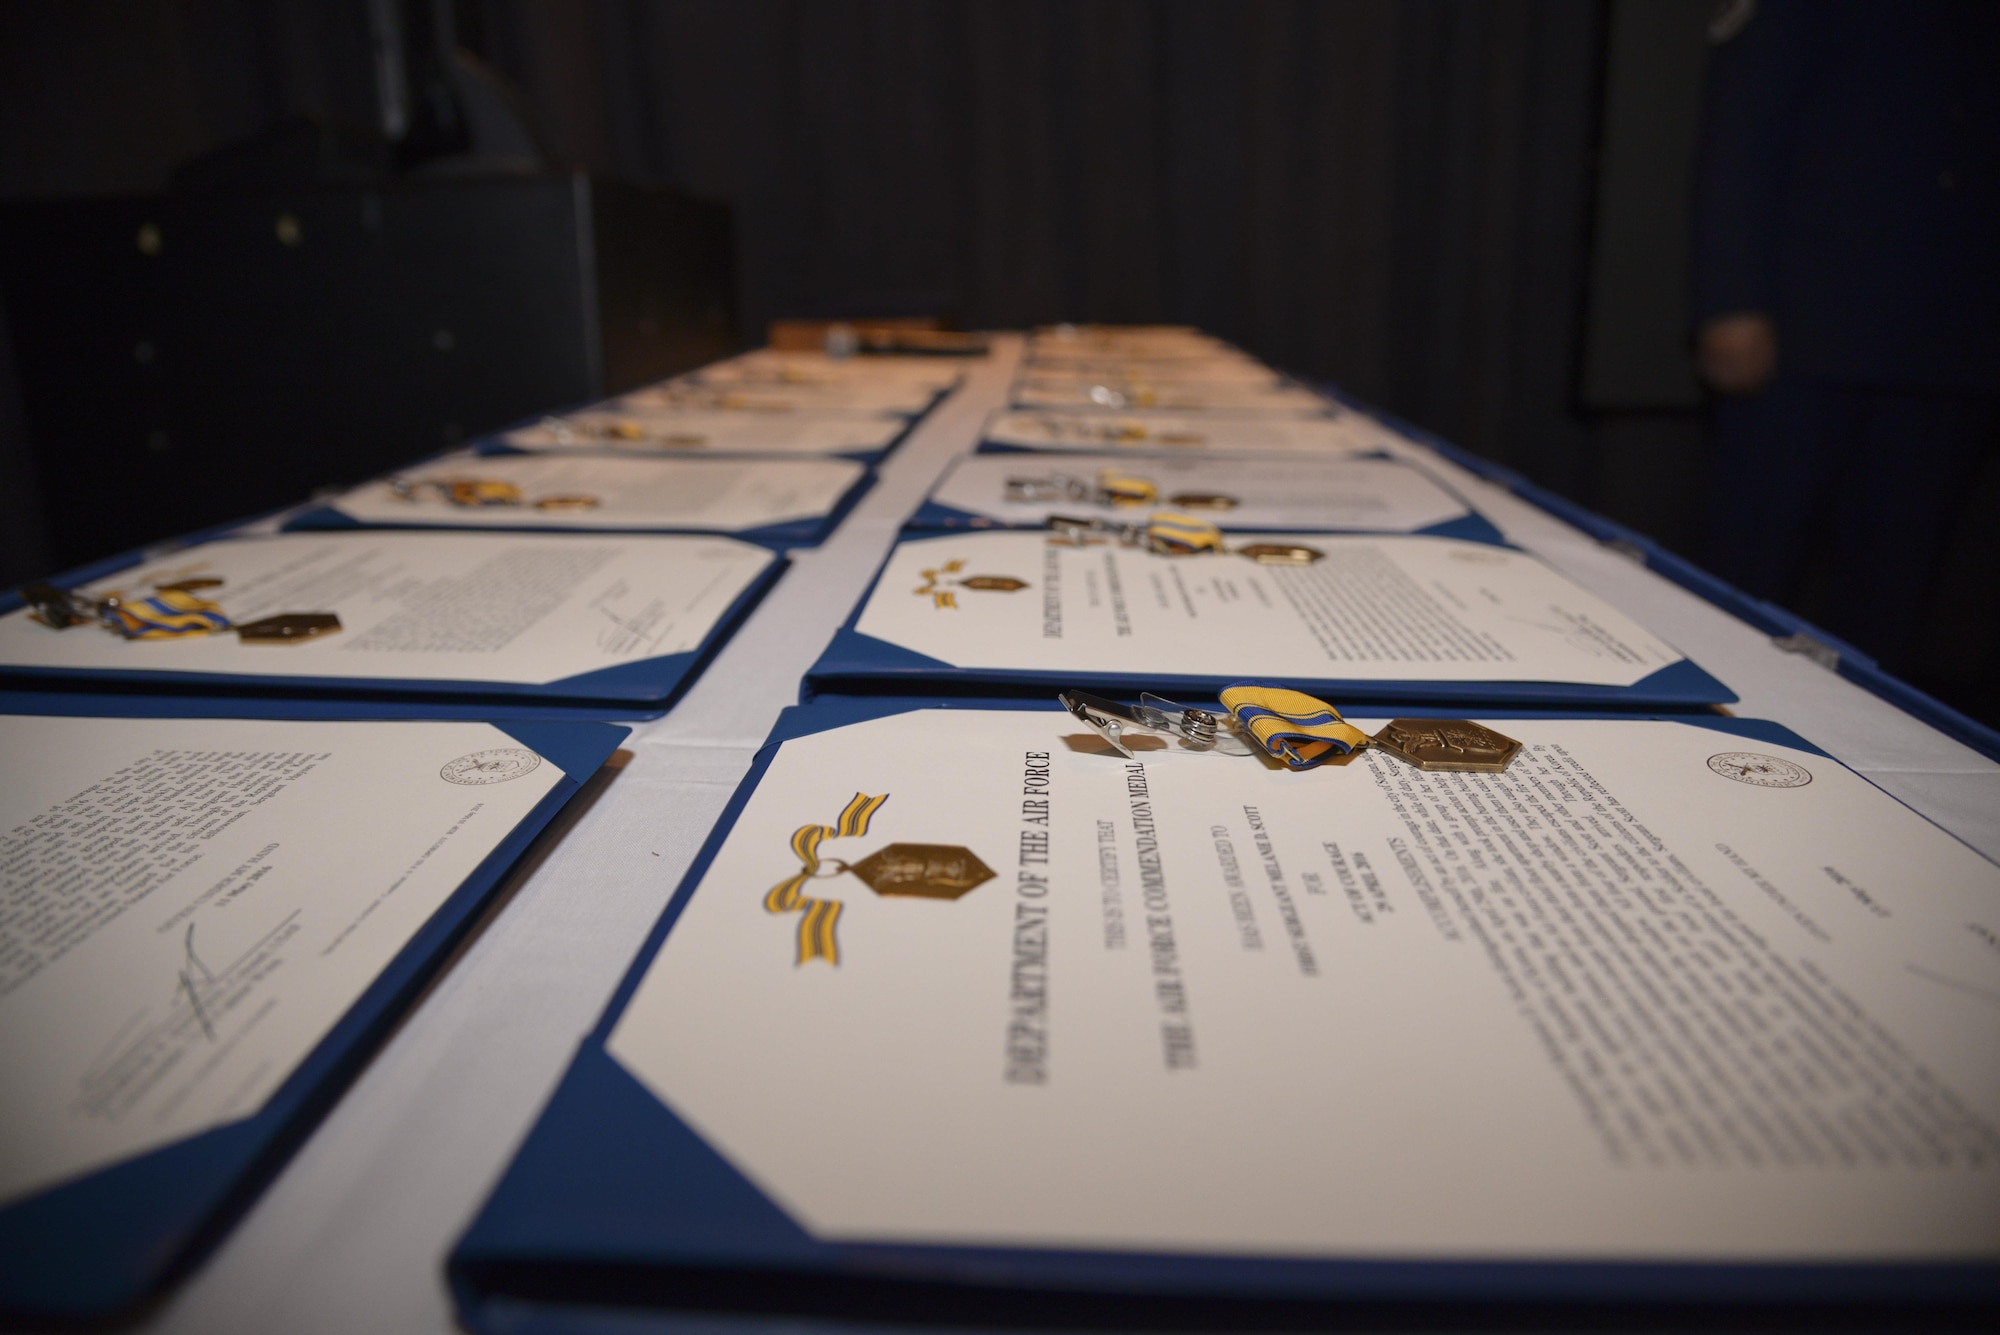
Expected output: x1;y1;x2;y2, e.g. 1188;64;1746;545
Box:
1025;324;1231;359
484;348;961;459
452;696;2000;1323
692;349;966;404
1011;326;1336;416
637;350;958;418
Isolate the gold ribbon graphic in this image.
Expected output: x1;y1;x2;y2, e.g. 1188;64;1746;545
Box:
914;560;965;609
764;791;889;965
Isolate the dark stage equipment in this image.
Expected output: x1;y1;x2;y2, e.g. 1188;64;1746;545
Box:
1;174;734;572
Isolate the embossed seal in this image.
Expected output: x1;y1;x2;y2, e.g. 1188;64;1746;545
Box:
1706;752;1811;788
440;748;543;785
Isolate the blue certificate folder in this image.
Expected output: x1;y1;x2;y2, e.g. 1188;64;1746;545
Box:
283;467;877;550
907;502;1501;546
805;531;1736;710
0;697;629;1323
471;392;937;467
0;535;786;719
904;456;1500;544
449;697;1992;1329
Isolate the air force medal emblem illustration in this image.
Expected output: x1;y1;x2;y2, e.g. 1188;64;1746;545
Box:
764;792;995;965
914;559;1029;609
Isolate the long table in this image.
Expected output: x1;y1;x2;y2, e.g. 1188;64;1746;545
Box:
122;334;2000;1335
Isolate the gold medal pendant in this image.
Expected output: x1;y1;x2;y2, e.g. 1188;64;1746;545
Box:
1369;719;1522;772
236;613;343;644
1233;543;1321;565
763;793;996;965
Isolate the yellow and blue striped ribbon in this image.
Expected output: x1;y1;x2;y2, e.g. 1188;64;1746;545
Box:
1096;469;1158;507
763;791;888;965
99;589;231;640
1218;683;1370;771
444;479;525;507
1145;511;1224;554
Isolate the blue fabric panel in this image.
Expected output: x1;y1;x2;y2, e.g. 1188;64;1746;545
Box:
457;1046;819;1267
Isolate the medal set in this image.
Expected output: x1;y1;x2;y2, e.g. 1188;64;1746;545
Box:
1044;511;1324;566
20;577;342;645
1005;466;1239;512
535;415;710;449
388;476;601;512
1020;414;1209;447
1058;686;1521;774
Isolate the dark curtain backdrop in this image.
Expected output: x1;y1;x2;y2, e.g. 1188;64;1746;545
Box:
468;0;1604;494
0;0;1607;567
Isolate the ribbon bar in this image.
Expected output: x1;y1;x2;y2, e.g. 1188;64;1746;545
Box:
1218;683;1370;771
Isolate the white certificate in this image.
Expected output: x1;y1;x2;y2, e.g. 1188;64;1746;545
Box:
696;350;965;397
1013;375;1332;414
320;455;865;532
498;408;908;456
621;377;940;417
927;454;1472;533
1016;358;1283;384
1029;326;1220;357
0;715;563;1205
0;532;772;686
853;531;1682;689
609;707;2000;1260
983;409;1404;454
